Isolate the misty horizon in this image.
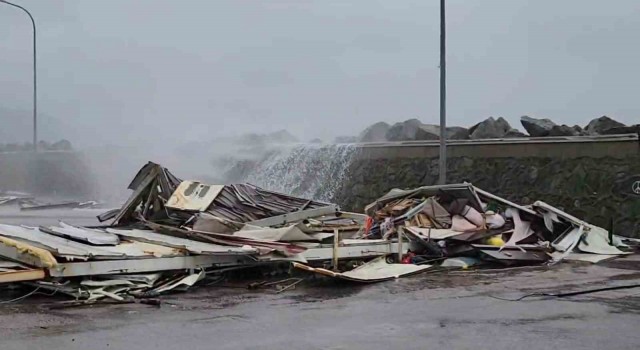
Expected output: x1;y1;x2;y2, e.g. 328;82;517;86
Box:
1;1;639;149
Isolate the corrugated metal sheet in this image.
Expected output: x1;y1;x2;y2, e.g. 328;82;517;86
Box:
0;224;119;259
205;184;330;223
0;224;182;260
107;228;256;255
44;222;120;245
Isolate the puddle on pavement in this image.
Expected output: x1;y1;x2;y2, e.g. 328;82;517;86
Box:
285;279;368;303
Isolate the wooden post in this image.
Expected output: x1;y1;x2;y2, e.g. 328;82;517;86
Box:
397;226;404;262
332;228;339;271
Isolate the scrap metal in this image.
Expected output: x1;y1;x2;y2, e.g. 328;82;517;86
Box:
0;161;636;303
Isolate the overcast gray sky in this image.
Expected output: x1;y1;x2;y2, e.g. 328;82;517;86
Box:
1;0;639;147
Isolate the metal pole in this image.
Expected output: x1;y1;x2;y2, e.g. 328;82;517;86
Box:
438;0;447;184
0;0;37;151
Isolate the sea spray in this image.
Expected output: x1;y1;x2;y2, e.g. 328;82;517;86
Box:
243;144;358;202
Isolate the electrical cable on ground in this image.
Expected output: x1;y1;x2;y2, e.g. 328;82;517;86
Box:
488;292;547;301
488;283;640;301
0;286;41;304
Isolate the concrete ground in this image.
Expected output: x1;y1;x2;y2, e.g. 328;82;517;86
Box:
1;209;639;350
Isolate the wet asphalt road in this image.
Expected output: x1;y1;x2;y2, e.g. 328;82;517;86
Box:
1;209;640;349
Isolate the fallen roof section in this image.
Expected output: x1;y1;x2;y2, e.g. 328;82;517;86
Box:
0;224;182;260
106;228;256;255
205;184;332;223
0;224;106;260
44;222;120;246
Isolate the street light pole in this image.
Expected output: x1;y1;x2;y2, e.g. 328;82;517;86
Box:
0;0;37;151
438;0;447;184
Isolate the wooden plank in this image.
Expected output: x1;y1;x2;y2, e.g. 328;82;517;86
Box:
0;269;45;284
397;227;404;262
332;228;339;271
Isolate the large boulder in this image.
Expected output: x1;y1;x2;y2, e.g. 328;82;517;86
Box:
448;127;470;140
504;129;527;138
520;116;557;137
572;125;585;135
411;124;470;140
415;124;441;140
468;117;512;139
50;139;73;151
385;119;423;141
600;124;640;135
584;116;626;135
548;124;579;137
358;122;390;142
333;136;357;144
495;117;512;133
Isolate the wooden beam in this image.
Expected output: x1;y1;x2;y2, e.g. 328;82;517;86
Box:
0;269;45;284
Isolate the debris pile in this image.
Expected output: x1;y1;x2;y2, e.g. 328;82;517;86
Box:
0;162;399;302
0;163;636;304
356;183;633;269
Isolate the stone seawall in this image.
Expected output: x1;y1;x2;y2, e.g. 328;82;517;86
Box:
333;135;640;237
